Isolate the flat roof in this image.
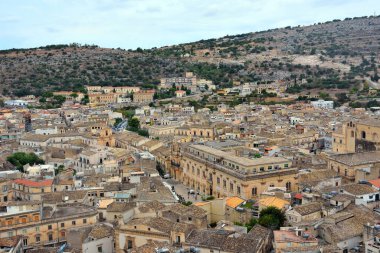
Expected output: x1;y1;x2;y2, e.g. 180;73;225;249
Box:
189;144;289;167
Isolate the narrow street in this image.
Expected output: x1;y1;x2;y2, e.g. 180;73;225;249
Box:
163;178;203;203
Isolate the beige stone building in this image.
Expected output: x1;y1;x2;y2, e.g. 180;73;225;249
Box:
147;125;177;138
133;90;155;103
175;125;216;140
0;203;97;249
274;228;319;253
12;179;54;201
178;144;297;199
86;85;140;94
88;93;117;105
160;72;197;89
52;91;84;102
115;217;194;252
332;120;380;153
286;202;322;224
0;178;11;203
327;151;380;182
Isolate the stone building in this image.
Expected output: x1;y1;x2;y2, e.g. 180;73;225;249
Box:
332;120;380;153
0;203;98;250
178;144;297;199
133;90;155;103
327;151;380;182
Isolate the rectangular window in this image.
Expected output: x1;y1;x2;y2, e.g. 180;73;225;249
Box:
48;225;52;230
83;219;87;224
35;226;40;232
127;240;133;249
284;164;289;168
72;221;76;225
48;234;53;241
237;186;241;195
217;177;220;185
230;183;234;192
36;236;40;243
61;223;65;228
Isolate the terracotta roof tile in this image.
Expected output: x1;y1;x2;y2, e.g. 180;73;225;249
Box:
13;179;53;187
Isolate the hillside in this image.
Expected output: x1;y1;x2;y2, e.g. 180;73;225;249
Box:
1;16;380;97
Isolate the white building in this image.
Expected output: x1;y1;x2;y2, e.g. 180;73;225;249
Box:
34;126;59;135
24;164;55;178
289;117;303;125
310;100;334;109
4;100;28;107
240;84;252;96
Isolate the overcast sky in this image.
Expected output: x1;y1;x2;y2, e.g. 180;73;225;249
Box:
0;0;379;50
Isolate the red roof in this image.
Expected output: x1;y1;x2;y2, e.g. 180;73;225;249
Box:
13;179;53;187
294;193;303;199
369;179;380;188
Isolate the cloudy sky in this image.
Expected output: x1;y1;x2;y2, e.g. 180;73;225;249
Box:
0;0;379;50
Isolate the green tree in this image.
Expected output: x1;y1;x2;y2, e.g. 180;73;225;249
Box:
7;152;45;172
53;95;66;105
137;129;149;137
55;165;65;175
258;206;286;229
319;92;330;100
113;118;122;127
81;94;89;104
42;92;54;98
70;93;78;98
128;117;140;131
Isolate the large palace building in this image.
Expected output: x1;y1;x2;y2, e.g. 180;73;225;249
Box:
178;144;297;199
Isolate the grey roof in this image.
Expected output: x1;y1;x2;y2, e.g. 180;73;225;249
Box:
329;152;380;166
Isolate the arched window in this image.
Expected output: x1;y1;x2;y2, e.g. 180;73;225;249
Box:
286;182;291;191
362;131;366;139
252;187;257;196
